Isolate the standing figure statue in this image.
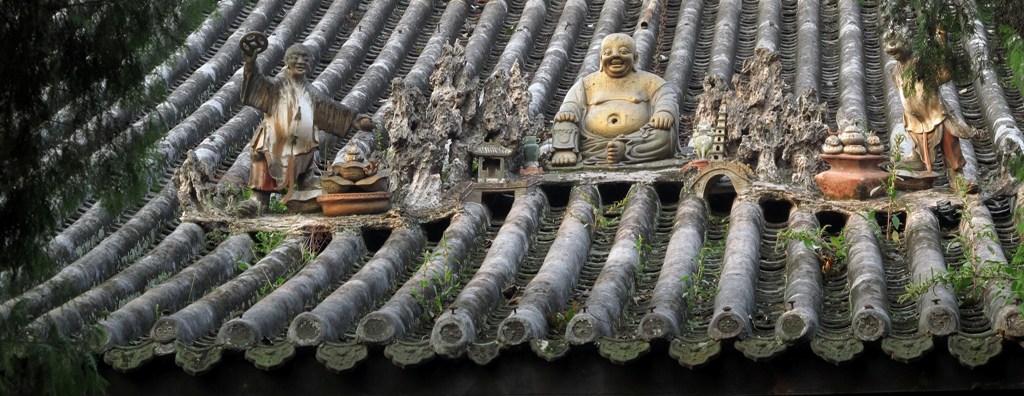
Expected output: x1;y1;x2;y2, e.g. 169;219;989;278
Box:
239;32;364;207
884;30;983;190
550;33;679;166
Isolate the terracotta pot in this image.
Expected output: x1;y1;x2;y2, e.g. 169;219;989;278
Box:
814;154;889;200
317;192;390;216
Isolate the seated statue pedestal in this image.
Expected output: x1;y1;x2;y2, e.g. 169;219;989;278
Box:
815;154;889;200
893;168;940;191
318;168;391;216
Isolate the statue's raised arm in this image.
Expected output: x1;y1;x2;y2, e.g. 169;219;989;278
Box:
239;32;277;114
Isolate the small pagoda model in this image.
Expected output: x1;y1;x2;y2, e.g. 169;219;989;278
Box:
709;107;728;161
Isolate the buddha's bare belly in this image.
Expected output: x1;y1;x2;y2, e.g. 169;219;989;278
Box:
583;100;650;138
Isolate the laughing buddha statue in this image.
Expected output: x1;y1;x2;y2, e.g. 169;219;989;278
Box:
550;33;680;166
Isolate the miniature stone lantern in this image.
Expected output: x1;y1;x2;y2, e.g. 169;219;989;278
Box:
472;141;514;183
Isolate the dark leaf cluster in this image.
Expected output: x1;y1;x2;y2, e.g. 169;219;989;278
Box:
0;0;212;292
880;0;977;95
0;1;214;394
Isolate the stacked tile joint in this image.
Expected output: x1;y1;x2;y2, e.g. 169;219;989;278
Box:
5;0;1024;375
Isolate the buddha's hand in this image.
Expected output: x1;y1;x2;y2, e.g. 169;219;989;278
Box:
649;111;674;130
554;111;578;123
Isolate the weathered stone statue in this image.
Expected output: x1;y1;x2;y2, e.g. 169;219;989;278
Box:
884;32;983;188
239;32;360;206
550;33;679;166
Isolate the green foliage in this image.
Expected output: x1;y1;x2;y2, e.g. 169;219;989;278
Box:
680;235;724;317
145;271;172;291
412;266;461;322
1000;25;1024;94
881;1;1024;98
594;196;629;229
880;0;977;96
0;323;107;396
237;260;286;302
979;0;1024;95
900;175;1024;307
411;240;462;322
1;2;216;394
257;275;286;300
547;300;579;334
206;228;228;247
1;0;216;287
302;249;317;263
777;225;850;273
268;195;288;213
871;133;908;243
633;234;653;283
409;241;462;323
254;231;286;257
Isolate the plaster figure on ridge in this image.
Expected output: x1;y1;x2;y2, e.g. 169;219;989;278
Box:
550;33;680;166
884;29;984;190
239;32;366;207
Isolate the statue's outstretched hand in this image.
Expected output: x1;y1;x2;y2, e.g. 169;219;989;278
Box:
355;114;375;131
973;127;989;141
649;111;674;130
554;112;578;123
240;32;269;62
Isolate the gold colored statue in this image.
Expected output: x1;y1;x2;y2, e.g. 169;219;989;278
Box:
551;33;679;166
239;32;360;205
884;31;983;187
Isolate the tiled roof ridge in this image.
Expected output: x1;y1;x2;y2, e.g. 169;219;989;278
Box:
6;0;1024;377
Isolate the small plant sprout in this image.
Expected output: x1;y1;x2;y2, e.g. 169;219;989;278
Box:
776;225;850;273
633;234;653;283
871;133;908;243
254;231;286;257
680;235;723;320
411;240;462;322
268;195;288;213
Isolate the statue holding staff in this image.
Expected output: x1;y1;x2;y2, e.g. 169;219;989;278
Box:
239;32;366;206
